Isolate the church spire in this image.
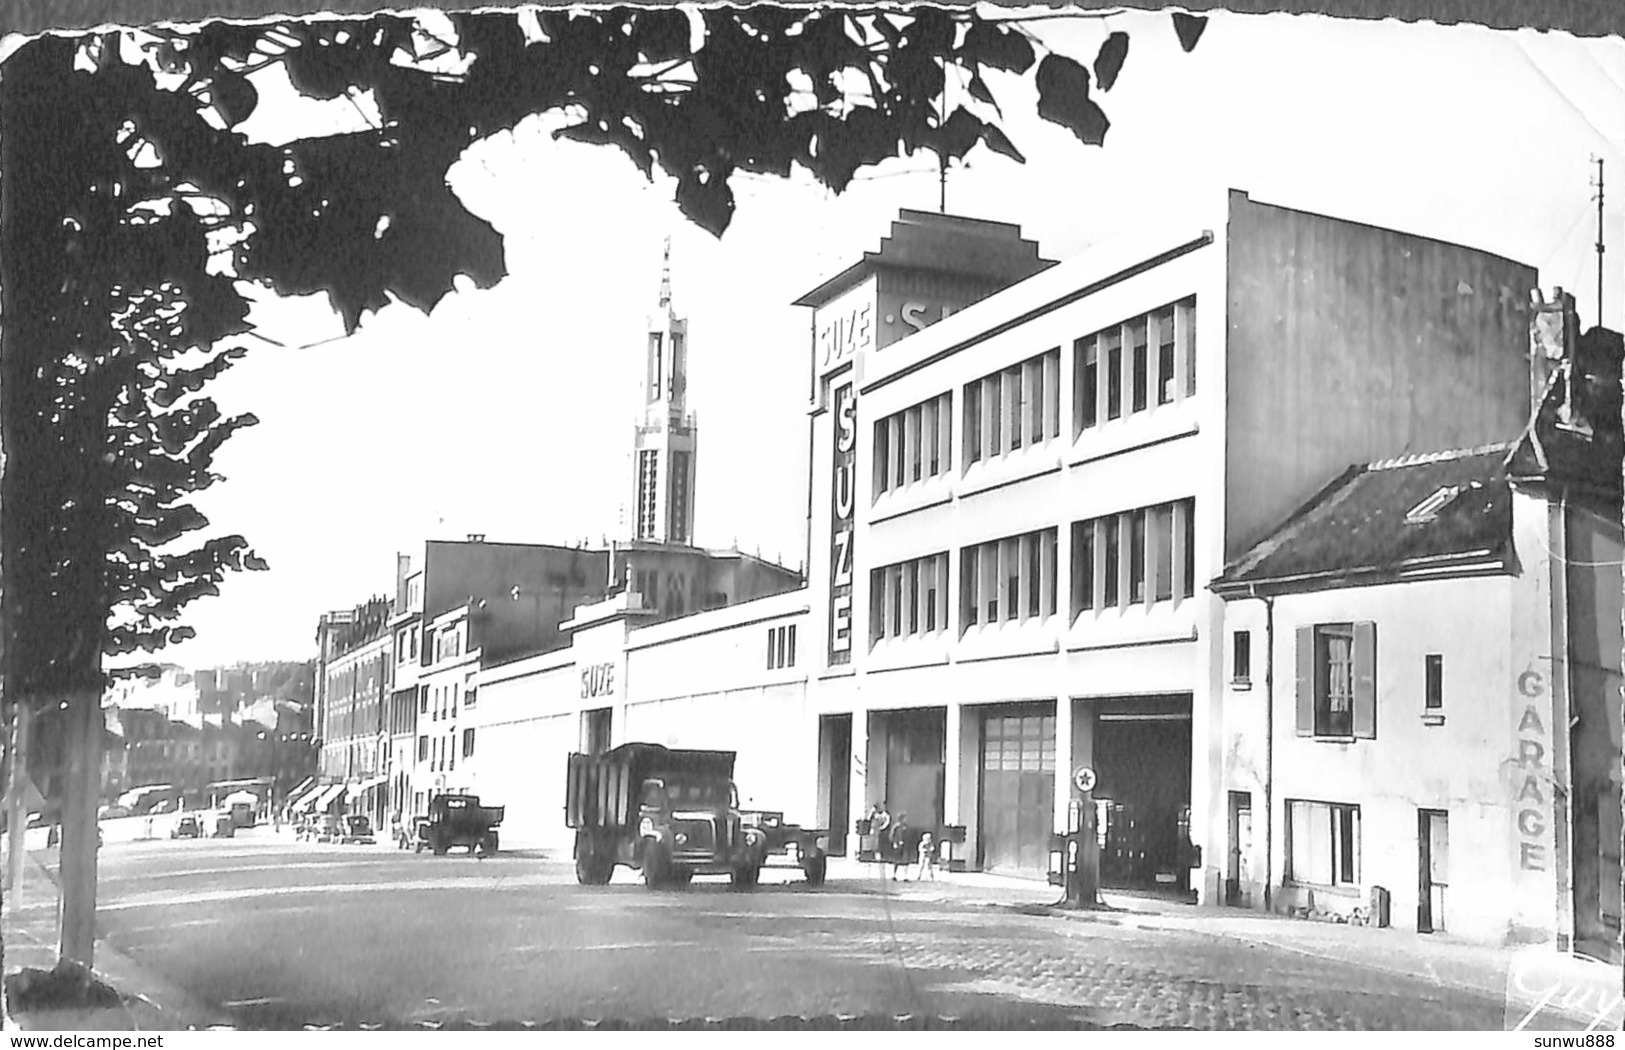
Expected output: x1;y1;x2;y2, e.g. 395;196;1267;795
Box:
658;235;673;311
631;237;697;546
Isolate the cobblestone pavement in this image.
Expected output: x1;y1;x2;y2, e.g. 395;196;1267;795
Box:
1;837;1539;1029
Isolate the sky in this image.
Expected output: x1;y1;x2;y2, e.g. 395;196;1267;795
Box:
111;7;1625;668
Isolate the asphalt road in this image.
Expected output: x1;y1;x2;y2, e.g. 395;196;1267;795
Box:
36;833;1518;1029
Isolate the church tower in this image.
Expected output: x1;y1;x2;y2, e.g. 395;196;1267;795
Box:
631;238;698;546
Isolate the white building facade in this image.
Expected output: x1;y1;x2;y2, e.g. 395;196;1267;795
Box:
465;191;1545;907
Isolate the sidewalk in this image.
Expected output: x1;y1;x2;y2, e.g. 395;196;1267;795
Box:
824;858;1623;1027
2;847;227;1031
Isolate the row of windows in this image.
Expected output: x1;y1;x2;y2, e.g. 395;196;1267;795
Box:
417;729;476;771
422;681;460;722
870;551;951;643
866;501;1197;644
874;392;953;494
964;348;1062;467
1075;298;1196;432
766;624;798;669
963;529;1058;628
1234;622;1437;741
1070;498;1197;615
869;298;1198;498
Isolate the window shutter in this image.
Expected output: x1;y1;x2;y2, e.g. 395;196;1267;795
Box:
1353;621;1377;739
1295;625;1315;736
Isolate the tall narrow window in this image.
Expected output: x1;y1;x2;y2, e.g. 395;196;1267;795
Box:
1129;509;1147;602
1102;516;1120;607
1181;498;1196;599
1316;625;1355;738
962;547;980;627
786;624;797;666
874;421;891;494
1027;536;1042;618
906;562;920;633
1157;308;1177;405
1151;503;1174;602
1029;359;1045;443
908;406;923;482
1425;654;1443;709
1183;299;1198;397
964;380;982;466
647;333;663;402
1072;520;1095;615
987;374;1003;458
1078;339;1099;431
1105;334;1123;420
1131;321;1148;413
672;451;691;543
637;450;659;539
1234;630;1252;683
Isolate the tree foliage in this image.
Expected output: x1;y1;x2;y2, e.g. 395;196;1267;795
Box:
1;5;1203;697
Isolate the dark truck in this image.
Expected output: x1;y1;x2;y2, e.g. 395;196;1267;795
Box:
739;809;828;886
566;743;768;890
421;793;503;855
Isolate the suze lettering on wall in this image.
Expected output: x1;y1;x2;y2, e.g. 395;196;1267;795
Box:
880;297;958;342
580;662;616;701
828;382;857;665
817;279;876;377
1513;667;1553;872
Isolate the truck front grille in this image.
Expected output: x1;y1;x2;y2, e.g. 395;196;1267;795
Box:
673;817;715;853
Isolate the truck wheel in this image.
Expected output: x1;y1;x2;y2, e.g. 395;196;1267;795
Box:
575;850;613;886
431;833;448;856
729;863;760;890
479;832;499;855
670;866;694;887
643;840;670;890
802;853;828;887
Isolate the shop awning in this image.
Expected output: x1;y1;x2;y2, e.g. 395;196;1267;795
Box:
357;775;388;793
282;777;317;810
297;784;343;813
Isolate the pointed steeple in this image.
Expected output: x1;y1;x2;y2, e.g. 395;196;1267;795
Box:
658;235;673;312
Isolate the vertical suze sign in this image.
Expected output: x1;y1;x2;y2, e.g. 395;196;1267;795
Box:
828;382;857;664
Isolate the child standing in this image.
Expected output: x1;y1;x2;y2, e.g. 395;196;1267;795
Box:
915;831;938;881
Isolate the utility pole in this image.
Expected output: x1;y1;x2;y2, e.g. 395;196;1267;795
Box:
1592;156;1605;328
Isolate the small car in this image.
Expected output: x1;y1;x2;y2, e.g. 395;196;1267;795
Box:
312;814;344;843
340;815;375;845
170;815;201;839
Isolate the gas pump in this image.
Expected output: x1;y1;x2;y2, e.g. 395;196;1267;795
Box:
1048;765;1101;909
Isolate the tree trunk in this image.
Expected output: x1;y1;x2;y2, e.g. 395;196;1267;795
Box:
57;686;100;969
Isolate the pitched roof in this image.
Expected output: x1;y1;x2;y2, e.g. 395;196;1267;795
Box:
1214;444;1515;595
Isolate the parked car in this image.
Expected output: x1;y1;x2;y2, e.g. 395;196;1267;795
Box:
170;815;201;839
312;814;344;843
340;815;375;845
211;813;235;838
